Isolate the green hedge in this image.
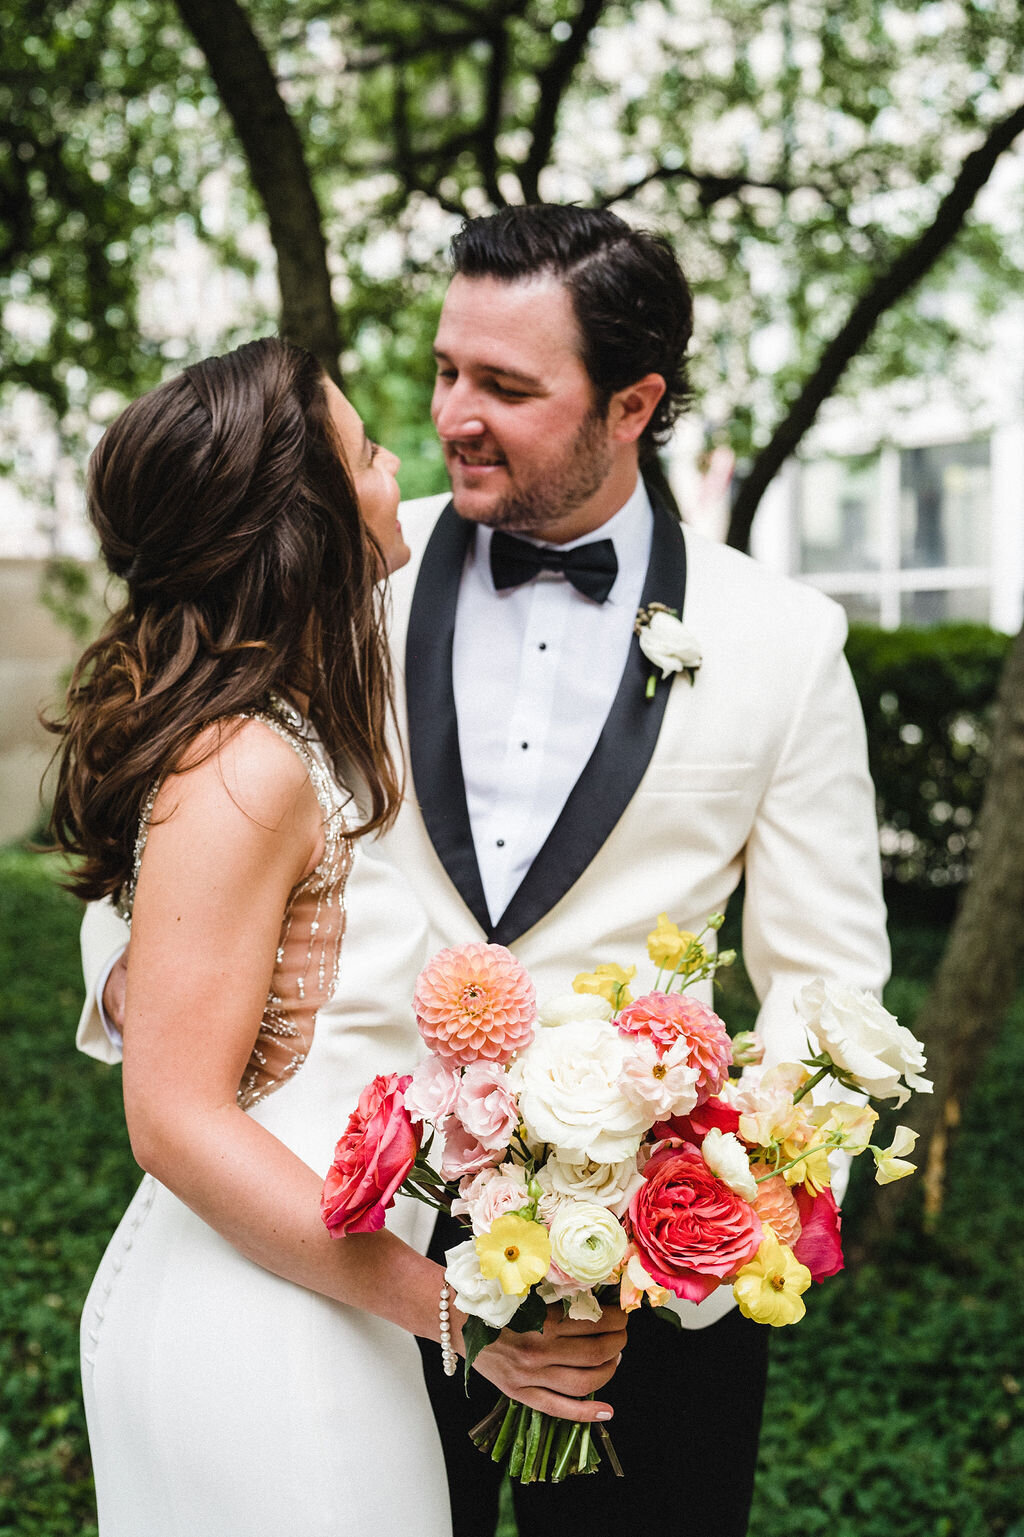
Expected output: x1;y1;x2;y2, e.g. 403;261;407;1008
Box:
845;623;1013;906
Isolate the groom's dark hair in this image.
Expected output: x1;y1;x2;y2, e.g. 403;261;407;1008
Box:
449;205;693;459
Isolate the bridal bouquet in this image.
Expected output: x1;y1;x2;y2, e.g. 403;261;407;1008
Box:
321;915;930;1483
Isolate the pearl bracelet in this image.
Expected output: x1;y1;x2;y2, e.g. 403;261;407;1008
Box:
439;1281;458;1378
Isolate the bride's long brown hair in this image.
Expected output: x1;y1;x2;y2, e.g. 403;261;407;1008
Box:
47;337;400;902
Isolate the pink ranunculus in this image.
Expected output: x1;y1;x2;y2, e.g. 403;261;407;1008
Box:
654;1094;742;1146
454;1060;519;1151
451;1163;528;1234
616;994;732;1102
440;1119;503;1181
403;1055;462;1127
627;1141;763;1303
321;1074;419;1237
792;1184;844;1281
414;942;536;1066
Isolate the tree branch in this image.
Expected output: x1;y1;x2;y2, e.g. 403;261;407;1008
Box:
519;0;609;204
595;160;838;211
173;0;343;381
726;99;1024;552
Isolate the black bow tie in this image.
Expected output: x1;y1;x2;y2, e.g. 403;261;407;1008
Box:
489;529;618;604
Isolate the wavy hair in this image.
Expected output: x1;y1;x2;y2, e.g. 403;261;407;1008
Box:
46;337;400;902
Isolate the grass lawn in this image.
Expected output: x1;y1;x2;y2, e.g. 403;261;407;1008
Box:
1;849;1022;1535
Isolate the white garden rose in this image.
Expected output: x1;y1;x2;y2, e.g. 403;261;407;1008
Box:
700;1128;758;1202
538;991;613;1028
544;1153;642;1217
515;1020;649;1164
636;610;702;678
548;1201;629;1288
797;978;932;1108
444;1239;521;1329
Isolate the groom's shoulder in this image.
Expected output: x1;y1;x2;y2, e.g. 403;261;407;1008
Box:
682;523;847;648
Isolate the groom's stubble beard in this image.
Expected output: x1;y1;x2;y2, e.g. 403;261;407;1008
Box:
454;403;614;539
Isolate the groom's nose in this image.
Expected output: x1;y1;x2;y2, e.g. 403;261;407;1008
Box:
432;380;487;443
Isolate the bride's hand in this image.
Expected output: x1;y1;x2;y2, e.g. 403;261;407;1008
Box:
469;1302;628;1421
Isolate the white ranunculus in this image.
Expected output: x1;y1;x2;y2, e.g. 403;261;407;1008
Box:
797;978;932;1108
516;1020;649;1164
538;991;613;1028
544;1153;642;1217
445;1239;521;1329
700;1128;758;1202
548;1201;629;1289
637;611;702;678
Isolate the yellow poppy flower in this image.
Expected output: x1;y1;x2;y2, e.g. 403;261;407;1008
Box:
572;963;636;1010
733;1230;811;1327
476;1214;551;1296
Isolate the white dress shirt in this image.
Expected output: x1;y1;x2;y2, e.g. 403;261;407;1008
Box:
452;478;653;923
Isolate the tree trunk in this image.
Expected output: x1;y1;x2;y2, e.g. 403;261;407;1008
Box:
726;100;1024;552
857;622;1024;1253
174;0;343;381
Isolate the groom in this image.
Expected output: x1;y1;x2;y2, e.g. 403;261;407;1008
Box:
384;204;889;1537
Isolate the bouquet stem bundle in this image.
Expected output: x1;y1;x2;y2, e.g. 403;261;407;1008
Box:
469;1397;622;1482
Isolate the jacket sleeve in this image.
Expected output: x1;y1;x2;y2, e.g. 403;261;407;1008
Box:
741;601;890;1071
76;898;130;1064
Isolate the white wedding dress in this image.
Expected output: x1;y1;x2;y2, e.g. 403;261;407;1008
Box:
81;702;452;1536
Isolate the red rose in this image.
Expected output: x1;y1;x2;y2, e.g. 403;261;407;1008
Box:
654;1095;742;1146
792;1185;844;1281
628;1141;763;1303
321;1074;419;1236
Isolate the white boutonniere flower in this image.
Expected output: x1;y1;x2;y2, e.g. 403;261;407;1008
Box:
635;603;702;698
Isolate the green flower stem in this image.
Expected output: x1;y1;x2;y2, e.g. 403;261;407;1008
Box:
577;1422;592;1474
521;1408;545;1482
489;1399;519;1461
538;1415;558;1481
645;673;657;698
791;1062;834;1106
552;1421;582;1482
596;1423;624;1476
507;1404;529;1479
755;1141;831;1183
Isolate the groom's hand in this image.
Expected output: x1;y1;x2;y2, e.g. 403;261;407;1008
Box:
472;1302;628;1421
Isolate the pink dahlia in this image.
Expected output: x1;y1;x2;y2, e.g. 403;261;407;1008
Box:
413;942;536;1067
617;993;732;1103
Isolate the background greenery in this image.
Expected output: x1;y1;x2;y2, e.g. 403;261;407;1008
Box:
1;848;1021;1534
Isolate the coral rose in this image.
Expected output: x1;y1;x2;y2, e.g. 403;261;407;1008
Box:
414;943;536;1066
628;1141;762;1303
321;1074;419;1236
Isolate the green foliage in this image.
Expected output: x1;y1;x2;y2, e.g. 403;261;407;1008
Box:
3;850;1022;1535
845;622;1012;896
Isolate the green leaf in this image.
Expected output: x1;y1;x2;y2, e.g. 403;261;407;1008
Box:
651;1304;684;1331
504;1287;548;1334
460;1314;501;1389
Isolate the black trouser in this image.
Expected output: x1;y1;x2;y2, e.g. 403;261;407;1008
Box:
418;1212;769;1537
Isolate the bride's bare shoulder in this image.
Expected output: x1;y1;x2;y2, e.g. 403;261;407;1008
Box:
152;715;319;841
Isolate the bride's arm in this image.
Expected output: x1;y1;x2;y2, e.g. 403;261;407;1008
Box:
122;721;625;1422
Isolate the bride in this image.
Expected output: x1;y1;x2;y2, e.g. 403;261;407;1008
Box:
48;338;627;1536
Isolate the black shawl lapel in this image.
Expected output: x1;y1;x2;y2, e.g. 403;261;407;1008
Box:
491;496;688;947
405;502;492;935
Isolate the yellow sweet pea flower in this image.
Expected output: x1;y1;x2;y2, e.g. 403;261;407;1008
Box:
733;1230;811;1327
572;963;636;1010
781;1139;832;1194
646;914;690;970
871;1125;919;1185
810;1101;879;1155
476;1214;551;1296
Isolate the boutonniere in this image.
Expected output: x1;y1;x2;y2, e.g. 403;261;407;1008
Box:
635;603;702;699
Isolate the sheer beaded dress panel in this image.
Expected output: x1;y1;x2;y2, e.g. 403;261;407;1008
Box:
118;699;353;1110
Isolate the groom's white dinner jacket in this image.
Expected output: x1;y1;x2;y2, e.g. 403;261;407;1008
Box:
385;491;888;1058
77;485;888;1315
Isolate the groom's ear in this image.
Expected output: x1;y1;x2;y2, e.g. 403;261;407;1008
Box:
606;373;667;444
